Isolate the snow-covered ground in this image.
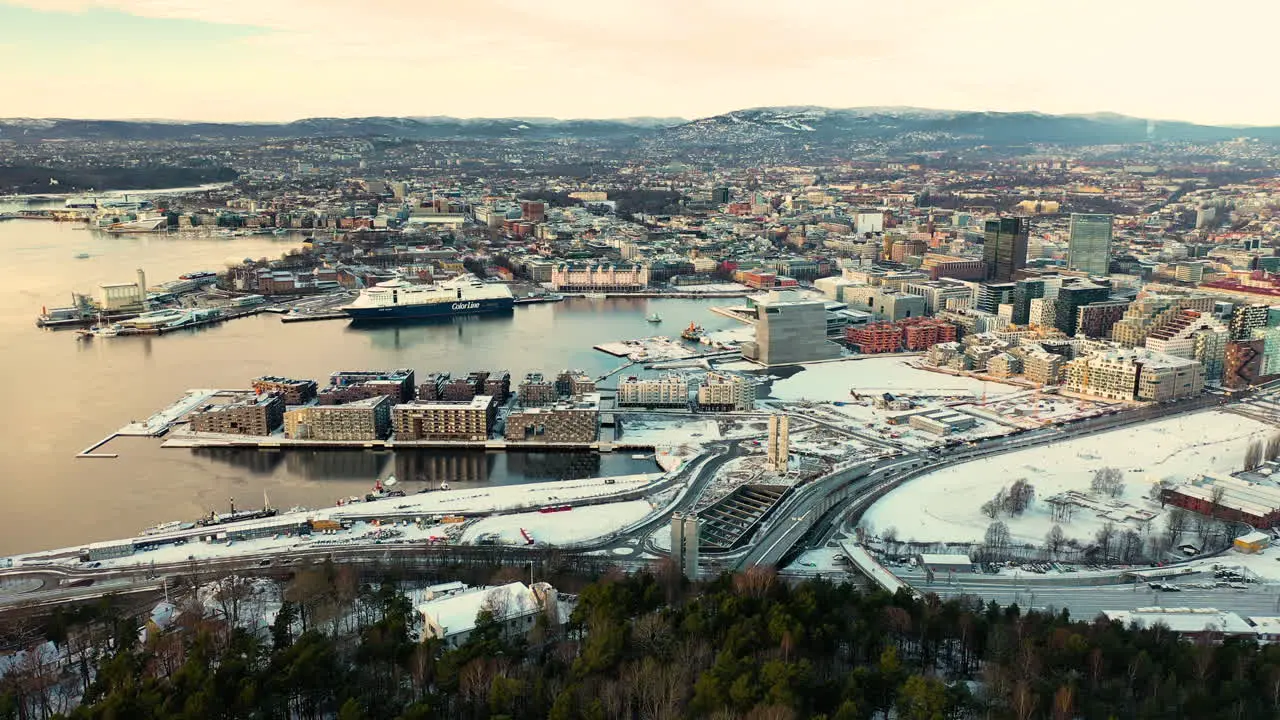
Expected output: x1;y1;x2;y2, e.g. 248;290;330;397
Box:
118;388;222;436
783;547;852;576
861;411;1277;546
595;336;697;362
770;357;1021;401
668;283;751;294
461;500;653;547
693;454;794;511
621;417;721;449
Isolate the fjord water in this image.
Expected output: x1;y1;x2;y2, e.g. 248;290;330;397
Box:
0;210;734;554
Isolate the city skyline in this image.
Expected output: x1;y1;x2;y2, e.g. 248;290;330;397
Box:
3;0;1279;125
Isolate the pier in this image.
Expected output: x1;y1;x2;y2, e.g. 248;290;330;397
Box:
76;435;120;459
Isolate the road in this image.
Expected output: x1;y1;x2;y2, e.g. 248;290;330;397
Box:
738;391;1227;571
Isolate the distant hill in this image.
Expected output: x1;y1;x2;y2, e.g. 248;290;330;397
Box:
2;108;1278;147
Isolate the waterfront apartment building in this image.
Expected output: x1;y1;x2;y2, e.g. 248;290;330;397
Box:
190;393;285;436
318;380;411;406
418;372;450;401
617;375;689;409
517;373;558;407
392;396;496;441
251;376;318;405
1067;213;1113;276
848;323;902;354
329;369;415;402
555;370;596;398
550;263;650;292
483;371;511;402
742;290;842;366
695;373;756;411
901;318;958;351
504;394;600;443
283;396;392;441
1064;348;1204;402
982;217;1029;282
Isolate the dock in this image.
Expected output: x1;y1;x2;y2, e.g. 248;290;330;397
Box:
76;435;120;459
117;389;225;437
279;310;348;323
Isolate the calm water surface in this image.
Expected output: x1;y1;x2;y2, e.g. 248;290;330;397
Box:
0;205;738;554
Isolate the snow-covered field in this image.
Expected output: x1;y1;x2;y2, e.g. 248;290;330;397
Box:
861;410;1278;546
461;501;653;547
770;357;1021;401
621;417;722;448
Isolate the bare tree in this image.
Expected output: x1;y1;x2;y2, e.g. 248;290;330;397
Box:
1164;508;1190;546
1094;522;1117;560
1091;467;1124;498
1148;479;1172;505
984;521;1011;560
1245;440;1264;471
1045;524;1067;557
1007;479;1036;516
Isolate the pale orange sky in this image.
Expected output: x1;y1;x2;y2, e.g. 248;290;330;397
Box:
2;0;1278;125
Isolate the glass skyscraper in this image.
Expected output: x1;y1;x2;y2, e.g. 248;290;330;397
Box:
982;217;1029;282
1068;213;1113;276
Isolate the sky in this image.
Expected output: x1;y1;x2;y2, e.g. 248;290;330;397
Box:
1;0;1276;125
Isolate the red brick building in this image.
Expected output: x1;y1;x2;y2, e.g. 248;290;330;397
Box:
901;318;958;351
848;323;903;354
742;270;777;289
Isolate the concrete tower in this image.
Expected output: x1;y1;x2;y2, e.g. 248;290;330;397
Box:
670;511;701;579
767;414;790;473
136;268;148;310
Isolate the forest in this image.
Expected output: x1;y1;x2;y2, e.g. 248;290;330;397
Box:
4;565;1280;720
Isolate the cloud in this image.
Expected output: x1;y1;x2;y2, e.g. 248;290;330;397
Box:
2;0;1279;123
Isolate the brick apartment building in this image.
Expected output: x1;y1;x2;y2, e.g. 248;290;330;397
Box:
190;393;286;436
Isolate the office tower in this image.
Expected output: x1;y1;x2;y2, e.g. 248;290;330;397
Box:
670;512;701;579
976;282;1016;315
982;217;1029;282
1011;279;1046;325
711;187;731;204
1067;213;1113;276
1055;283;1111;336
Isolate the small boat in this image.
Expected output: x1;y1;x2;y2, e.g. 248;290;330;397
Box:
439;481;451;491
74;253;91;259
681;322;705;341
646;313;662;323
272;228;287;235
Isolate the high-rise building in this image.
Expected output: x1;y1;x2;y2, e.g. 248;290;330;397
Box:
976;282;1017;314
1076;300;1131;339
742;291;841;366
670;512;701;580
1230;304;1270;341
711;187;731;204
1067;213;1113;276
766;414;790;473
1011;279;1046;325
982;217;1029;282
1054;283;1111;336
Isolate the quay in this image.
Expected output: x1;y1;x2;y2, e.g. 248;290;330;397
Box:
76;434;120;459
561;290;749;299
159;435;659;452
279;310;347;323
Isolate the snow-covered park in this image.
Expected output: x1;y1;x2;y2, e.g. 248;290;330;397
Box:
860;410;1279;547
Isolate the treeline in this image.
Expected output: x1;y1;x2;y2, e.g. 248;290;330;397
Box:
0;165;239;195
6;567;1280;719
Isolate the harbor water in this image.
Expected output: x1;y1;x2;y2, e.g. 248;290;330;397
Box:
0;206;740;554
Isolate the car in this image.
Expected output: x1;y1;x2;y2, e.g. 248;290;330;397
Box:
257;558;273;567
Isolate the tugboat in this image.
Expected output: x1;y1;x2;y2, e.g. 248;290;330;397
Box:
681;321;705;341
646;313;662;323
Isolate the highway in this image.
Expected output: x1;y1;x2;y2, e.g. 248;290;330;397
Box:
737;391;1227;571
0;389;1247;614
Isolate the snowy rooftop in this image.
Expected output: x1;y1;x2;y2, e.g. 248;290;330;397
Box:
1104;607;1255;635
418;581;541;638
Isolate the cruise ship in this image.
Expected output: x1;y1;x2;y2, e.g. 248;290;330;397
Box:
342;276;515;322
